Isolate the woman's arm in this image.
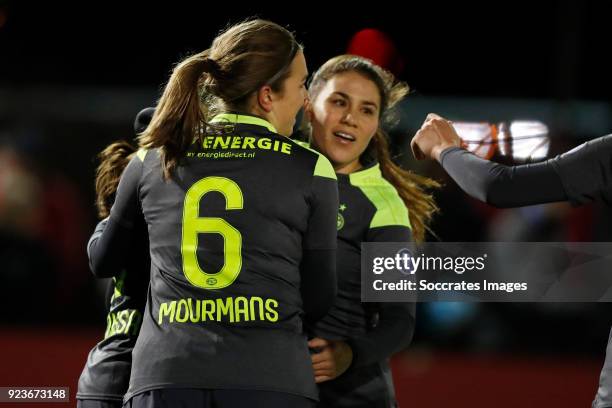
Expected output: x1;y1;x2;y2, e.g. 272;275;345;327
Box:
310;225;415;382
412;114;612;208
440;147;566;208
301;167;339;324
88;156;144;278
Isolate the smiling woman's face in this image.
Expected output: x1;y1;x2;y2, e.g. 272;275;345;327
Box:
307;71;381;174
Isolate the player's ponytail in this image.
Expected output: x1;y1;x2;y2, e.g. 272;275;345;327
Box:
138;19;301;180
138;50;213;180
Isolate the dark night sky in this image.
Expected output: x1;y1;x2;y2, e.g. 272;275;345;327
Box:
1;1;610;100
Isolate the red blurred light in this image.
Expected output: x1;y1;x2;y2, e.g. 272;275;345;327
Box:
347;28;404;75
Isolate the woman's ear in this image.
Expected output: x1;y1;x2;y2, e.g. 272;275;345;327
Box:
257;85;274;113
303;97;313;121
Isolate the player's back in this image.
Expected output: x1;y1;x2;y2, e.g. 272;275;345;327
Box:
126;113;337;401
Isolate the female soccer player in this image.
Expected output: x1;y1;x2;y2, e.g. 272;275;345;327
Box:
87;20;338;408
411;113;612;408
76;110;153;408
304;55;439;408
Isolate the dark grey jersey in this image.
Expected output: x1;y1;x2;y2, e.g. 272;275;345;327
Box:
310;163;415;408
77;218;149;401
88;113;339;401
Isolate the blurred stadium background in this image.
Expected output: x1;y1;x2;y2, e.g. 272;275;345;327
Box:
1;1;612;406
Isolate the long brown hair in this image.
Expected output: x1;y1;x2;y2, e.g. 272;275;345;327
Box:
95;141;137;218
138;19;301;179
308;55;439;242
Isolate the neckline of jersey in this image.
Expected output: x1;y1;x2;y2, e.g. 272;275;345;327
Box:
336;163;381;185
210;113;277;134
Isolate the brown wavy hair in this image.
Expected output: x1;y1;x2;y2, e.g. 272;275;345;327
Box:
137;19;301;179
95;141;137;218
308;55;439;242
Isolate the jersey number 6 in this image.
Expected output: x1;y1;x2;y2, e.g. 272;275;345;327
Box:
182;176;243;289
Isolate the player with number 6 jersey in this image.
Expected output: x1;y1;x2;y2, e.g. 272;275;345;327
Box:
87;20;338;408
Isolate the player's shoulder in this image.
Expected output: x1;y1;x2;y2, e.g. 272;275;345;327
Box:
291;140;336;180
349;164;410;229
132;147;162;168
